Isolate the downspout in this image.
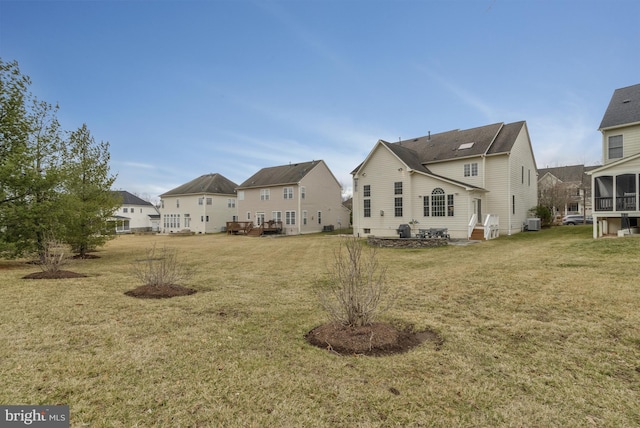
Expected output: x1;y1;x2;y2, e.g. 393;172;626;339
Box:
507;155;512;235
298;183;302;235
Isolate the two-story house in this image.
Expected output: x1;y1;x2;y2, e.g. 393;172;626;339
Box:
159;173;238;234
236;160;350;235
588;83;640;237
538;164;598;219
352;121;538;239
111;190;160;233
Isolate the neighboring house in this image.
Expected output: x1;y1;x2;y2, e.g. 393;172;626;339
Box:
159;173;238;234
352;121;538;240
538;164;598;219
236;160;350;235
111;190;160;233
588;83;640;237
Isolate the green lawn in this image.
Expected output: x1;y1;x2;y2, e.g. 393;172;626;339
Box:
1;227;639;427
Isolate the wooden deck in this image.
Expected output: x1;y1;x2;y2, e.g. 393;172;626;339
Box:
227;220;283;237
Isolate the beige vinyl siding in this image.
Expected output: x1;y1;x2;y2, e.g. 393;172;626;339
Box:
428;157;485;187
483;154;511;232
602;125;640;165
506;127;538;234
481;128;536;235
240;187;298;233
354;145;408;237
298;162;349;233
159;194;236;234
409;174;472;238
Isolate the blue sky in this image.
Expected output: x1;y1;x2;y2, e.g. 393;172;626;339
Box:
2;0;639;202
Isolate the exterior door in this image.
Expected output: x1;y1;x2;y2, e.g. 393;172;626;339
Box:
474;199;482;224
256;212;265;226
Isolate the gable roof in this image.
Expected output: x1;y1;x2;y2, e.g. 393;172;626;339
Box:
390;121;525;164
538;164;599;183
599;83;640;130
114;190;154;206
237;160;323;189
161;173;238;197
353;121;527;176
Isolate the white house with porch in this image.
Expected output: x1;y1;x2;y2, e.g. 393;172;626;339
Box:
352;121;538;240
588;83;640;237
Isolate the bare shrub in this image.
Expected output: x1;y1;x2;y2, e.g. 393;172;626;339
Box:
39;238;70;273
132;245;195;287
317;236;394;327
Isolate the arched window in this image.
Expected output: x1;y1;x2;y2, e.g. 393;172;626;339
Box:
432;188;445;217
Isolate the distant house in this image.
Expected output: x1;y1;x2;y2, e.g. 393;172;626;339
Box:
538;165;598;218
588;83;640;237
159;173;238;234
352;121;538;239
236;160;350;235
112;190;160;233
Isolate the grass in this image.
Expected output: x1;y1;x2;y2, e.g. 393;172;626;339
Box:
1;227;639;427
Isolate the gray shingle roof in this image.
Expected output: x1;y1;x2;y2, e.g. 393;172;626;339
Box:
538;164;598;183
238;160;322;189
599;83;640;130
114;190;154;206
394;122;523;163
161;173;238;197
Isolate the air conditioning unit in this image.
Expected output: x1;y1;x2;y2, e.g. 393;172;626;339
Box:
526;218;541;231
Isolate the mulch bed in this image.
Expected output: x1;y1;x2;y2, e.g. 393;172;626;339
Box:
124;284;197;299
305;322;443;356
22;270;88;279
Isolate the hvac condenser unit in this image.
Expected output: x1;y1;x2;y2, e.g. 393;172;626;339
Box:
526;218;541;231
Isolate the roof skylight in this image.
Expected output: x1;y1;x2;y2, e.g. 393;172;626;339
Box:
458;142;475;150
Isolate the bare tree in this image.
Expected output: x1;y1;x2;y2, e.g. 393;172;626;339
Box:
317;237;394;327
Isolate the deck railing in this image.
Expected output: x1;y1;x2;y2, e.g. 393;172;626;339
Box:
484;214;499;240
467;213;478;239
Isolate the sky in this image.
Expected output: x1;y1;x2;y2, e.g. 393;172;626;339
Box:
1;0;639;203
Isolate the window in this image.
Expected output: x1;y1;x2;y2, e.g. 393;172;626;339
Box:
206;215;209;222
300;187;306;199
317;211;322;225
283;187;294;199
302;211;307;225
423;196;429;216
354;178;358;192
164;213;180;228
512;195;516;214
364;199;371;217
227;198;235;208
608;135;623;159
285;211;296;225
260;189;270;200
160;200;164;208
394;197;403;217
464;163;478;177
363;185;371;197
206;197;212;205
394;182;403;195
176;199;180;208
237;191;244;201
363;228;370;234
432;188;445;217
123;207;128;213
447;194;454;216
272;211;282;223
198;197;204;205
522;166;525;184
184;216;191;228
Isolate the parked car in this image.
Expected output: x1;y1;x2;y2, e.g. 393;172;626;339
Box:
561;215;593;225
